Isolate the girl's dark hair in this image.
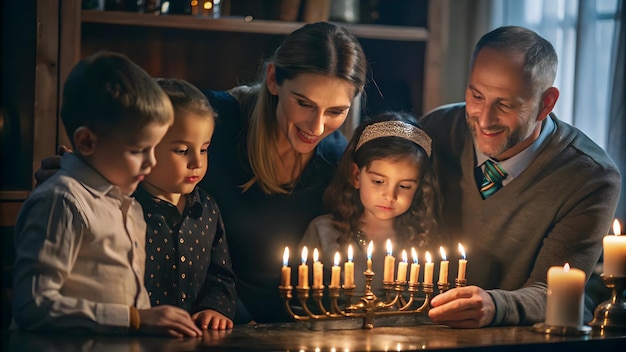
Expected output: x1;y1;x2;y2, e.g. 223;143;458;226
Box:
324;111;442;249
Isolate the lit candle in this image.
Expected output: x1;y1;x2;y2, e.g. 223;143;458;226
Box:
409;247;420;284
312;248;323;289
424;251;434;284
281;247;291;287
367;241;373;272
545;263;585;327
396;250;408;282
344;245;355;287
438;246;449;284
603;219;626;277
457;243;467;280
331;252;341;288
383;239;395;283
298;246;309;288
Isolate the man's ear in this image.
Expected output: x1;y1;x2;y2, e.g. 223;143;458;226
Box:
351;162;360;189
266;63;279;96
73;127;97;156
537;86;560;122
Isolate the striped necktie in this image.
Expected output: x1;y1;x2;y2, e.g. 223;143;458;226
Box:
480;160;508;199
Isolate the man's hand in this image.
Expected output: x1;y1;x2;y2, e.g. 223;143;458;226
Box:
34;145;71;186
428;285;496;328
192;309;234;330
138;305;203;338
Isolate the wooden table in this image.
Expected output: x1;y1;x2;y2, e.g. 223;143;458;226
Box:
3;318;625;351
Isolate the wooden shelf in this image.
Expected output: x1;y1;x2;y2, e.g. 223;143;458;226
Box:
81;10;429;42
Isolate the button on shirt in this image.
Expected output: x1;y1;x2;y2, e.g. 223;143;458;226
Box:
135;185;236;319
12;153;149;333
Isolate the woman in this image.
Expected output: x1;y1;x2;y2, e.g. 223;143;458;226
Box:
201;22;368;323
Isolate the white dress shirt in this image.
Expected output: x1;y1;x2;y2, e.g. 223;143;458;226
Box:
12;153;150;333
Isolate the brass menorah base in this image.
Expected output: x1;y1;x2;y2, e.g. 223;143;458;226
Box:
279;270;467;329
588;275;626;332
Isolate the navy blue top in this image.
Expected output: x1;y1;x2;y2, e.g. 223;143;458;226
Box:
135;184;237;320
200;90;348;323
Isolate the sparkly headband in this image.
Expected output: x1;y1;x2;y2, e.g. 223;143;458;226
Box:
355;120;432;157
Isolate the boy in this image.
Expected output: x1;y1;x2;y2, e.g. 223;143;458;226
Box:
12;51;202;337
135;78;236;330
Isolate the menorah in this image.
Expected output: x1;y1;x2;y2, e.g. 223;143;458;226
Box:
278;241;468;329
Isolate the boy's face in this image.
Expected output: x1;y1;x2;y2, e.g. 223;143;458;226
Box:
88;122;169;195
143;112;214;199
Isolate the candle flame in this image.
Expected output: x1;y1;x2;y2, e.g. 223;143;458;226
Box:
439;246;447;261
334;252;340;266
386;239;392;256
348;245;354;262
458;243;466;259
402;249;408;263
313;248;319;263
301;246;308;264
425;251;432;264
367;241;373;259
283;247;289;266
411;247;418;264
563;263;570;272
613;219;621;235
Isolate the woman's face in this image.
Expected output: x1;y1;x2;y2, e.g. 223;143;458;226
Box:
267;66;357;154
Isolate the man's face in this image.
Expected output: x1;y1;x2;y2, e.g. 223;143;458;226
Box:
464;47;544;160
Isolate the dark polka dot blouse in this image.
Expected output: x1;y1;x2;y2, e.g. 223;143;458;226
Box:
134;185;236;319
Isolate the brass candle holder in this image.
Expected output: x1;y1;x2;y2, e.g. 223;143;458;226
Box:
589;275;626;332
279;268;455;329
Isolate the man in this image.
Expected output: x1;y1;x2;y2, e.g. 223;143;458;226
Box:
422;26;621;327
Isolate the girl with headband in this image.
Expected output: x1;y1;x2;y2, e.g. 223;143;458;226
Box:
300;111;445;296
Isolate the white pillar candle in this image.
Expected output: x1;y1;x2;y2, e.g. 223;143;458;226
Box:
344;245;355;287
298;246;309;289
424;251;434;285
281;247;291;287
438;246;449;284
409;247;420;284
312;248;323;288
603;219;626;277
545;263;585;327
383;239;395;282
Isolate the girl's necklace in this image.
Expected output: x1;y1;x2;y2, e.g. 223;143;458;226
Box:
354;230;368;247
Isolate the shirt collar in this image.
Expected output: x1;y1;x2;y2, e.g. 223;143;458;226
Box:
134;184;204;219
475;116;555;180
61;152;118;198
